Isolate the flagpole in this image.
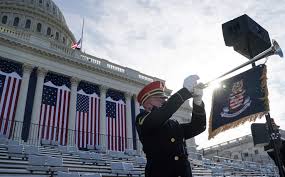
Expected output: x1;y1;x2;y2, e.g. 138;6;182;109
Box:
80;18;85;51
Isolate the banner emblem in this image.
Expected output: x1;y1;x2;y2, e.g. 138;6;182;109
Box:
208;64;269;139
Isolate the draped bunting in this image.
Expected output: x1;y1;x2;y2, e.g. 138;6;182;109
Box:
0;59;22;138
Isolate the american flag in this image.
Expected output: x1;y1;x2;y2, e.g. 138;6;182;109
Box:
38;73;70;145
75;82;100;149
0;60;22;138
106;90;126;151
71;38;81;50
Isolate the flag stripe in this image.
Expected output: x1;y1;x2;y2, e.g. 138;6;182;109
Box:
65;93;70;145
0;77;11;129
46;104;52;140
98;99;100;145
116;105;118;151
3;77;16;135
55;89;62;142
123;105;125;150
60;90;67;144
90;98;93;146
121;103;125;151
107;110;109;150
49;106;55;140
8;79;21;138
118;103;121;151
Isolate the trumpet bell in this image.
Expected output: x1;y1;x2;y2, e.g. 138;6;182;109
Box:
272;39;283;58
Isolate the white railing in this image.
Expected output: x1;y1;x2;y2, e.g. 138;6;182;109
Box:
138;74;154;82
0;26;30;41
50;41;74;55
107;63;125;73
80;54;101;65
0;25;159;84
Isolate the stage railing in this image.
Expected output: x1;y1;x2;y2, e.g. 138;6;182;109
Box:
0;119;141;153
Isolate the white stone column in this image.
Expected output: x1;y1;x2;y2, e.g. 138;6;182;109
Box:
99;85;107;147
67;77;79;145
134;95;143;154
13;64;33;140
125;92;133;149
29;67;47;144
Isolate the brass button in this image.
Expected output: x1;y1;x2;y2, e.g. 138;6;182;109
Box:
174;156;179;160
171;138;175;142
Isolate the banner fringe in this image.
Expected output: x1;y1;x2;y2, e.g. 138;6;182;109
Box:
208;111;267;139
208;65;270;140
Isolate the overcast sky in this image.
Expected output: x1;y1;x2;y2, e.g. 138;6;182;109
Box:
54;0;285;148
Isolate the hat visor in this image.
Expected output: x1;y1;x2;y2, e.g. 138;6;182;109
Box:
151;93;168;99
141;92;168;105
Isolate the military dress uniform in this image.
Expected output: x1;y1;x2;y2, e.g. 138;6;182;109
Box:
136;81;206;177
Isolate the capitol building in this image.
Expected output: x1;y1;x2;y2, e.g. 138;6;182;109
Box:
0;0;195;153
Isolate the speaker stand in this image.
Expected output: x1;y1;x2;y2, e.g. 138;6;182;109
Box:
265;113;284;177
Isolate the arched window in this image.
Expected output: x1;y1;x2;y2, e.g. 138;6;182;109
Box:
46;27;51;36
39;0;42;4
55;32;59;40
25;19;31;29
62;37;66;44
46;2;50;9
36;23;42;32
13;17;20;27
53;6;56;14
2;16;7;24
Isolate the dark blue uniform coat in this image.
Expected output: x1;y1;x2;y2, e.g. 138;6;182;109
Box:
136;88;206;177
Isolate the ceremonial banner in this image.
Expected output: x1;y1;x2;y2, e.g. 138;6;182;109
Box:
208;64;269;139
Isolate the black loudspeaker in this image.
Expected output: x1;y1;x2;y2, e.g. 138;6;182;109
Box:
251;123;270;147
222;14;271;59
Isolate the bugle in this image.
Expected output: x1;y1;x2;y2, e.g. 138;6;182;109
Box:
201;39;283;89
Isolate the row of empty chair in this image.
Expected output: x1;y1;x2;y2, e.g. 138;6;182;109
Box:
0;133;280;177
58;171;101;177
0;134;145;176
201;157;278;176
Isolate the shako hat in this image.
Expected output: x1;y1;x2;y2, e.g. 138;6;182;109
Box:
137;81;168;105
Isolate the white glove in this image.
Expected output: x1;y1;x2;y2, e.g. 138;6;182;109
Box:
183;75;200;93
193;83;204;105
